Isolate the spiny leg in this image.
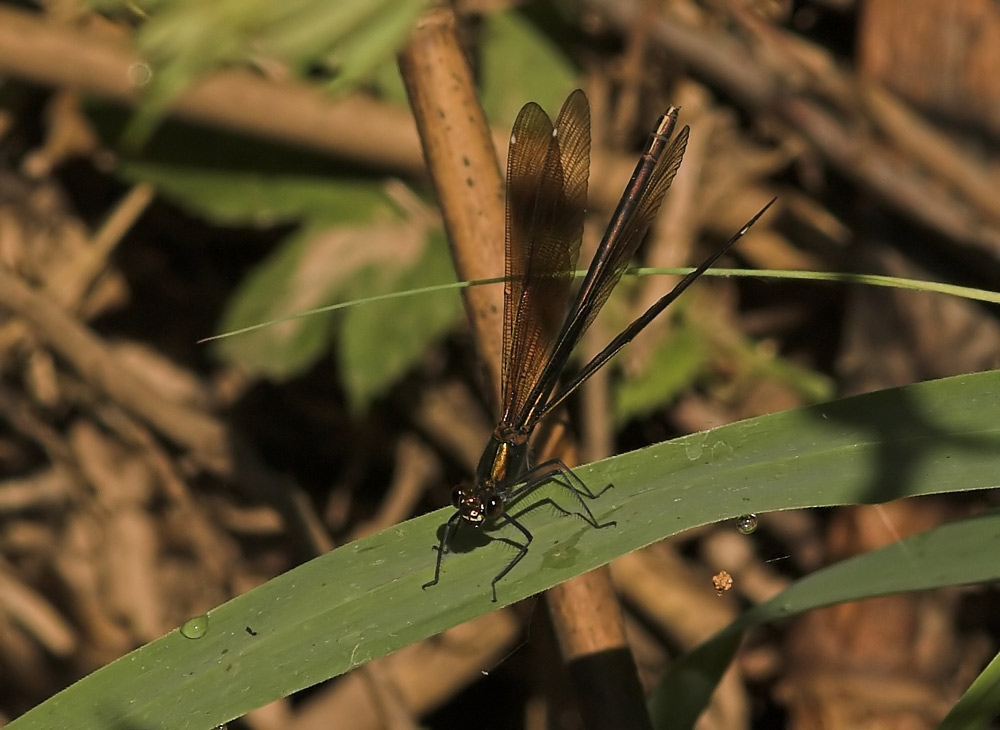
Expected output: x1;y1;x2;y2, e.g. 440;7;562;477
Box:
506;458;617;529
488;465;614;601
490;512;534;602
535;457;615;500
422;511;461;591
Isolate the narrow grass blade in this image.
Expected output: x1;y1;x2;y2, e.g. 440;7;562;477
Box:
649;511;1000;730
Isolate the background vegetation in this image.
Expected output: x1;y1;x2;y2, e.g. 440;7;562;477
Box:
0;1;998;728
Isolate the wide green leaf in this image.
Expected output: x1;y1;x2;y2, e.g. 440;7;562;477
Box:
87;0;430;141
121;163;393;226
480;10;579;126
213;217;439;380
9;370;1000;730
340;229;461;410
613;319;708;424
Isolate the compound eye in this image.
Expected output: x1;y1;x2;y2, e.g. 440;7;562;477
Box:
484;497;504;519
450;487;464;509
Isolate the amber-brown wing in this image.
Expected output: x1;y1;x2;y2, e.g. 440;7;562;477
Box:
543;194;774;421
500;90;590;426
570;123;688;341
516;110;688;430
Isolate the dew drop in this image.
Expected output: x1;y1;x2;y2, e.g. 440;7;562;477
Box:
180;614;209;639
683;439;704;461
736;513;758;535
127;62;153;87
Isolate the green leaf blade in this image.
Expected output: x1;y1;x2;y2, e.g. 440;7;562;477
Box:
8;370;1000;730
650;511;1000;730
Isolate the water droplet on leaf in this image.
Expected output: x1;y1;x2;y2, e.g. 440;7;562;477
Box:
180;615;209;639
736;513;758;535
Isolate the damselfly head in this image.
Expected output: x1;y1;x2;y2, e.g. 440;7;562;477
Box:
451;485;504;525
